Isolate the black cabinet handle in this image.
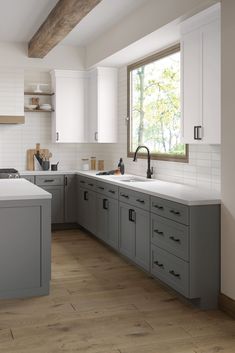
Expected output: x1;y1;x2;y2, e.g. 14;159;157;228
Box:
98;186;104;190
154;260;164;268
170;210;180;215
136;199;145;204
169;270;180;278
80;180;85;184
169;236;180;243
153;229;164;235
128;209;135;222
108;190;115;194
65;176;68;186
44;179;55;183
84;191;88;201
103;199;109;210
121;193;129;199
88;183;94;187
194;125;202;140
153;204;164;210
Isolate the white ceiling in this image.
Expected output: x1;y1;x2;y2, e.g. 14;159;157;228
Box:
0;0;58;42
0;0;149;46
61;0;150;46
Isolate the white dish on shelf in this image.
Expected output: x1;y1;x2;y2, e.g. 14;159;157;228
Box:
25;104;37;110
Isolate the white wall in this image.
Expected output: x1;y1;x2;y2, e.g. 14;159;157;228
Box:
0;42;85;70
86;0;218;67
221;0;235;300
97;67;221;191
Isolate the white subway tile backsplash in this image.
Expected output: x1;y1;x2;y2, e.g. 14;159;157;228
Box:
0;67;221;192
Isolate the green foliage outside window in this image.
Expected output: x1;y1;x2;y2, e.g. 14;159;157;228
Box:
129;47;187;159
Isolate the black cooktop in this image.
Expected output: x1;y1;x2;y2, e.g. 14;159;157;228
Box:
0;168;18;174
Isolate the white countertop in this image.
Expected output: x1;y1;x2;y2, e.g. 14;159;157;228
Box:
19;169;220;206
0;179;51;201
76;171;221;206
20;170;77;175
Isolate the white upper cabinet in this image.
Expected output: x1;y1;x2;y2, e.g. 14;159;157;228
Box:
50;70;86;143
51;67;118;143
181;4;221;144
0;68;24;116
86;67;118;143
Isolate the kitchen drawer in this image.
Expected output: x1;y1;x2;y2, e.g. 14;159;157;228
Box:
21;175;35;184
119;187;150;211
151;196;189;225
77;176;96;191
96;181;118;200
151;244;189;297
151;214;189;261
35;175;64;186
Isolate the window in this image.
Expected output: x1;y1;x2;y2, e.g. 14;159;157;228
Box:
127;45;188;162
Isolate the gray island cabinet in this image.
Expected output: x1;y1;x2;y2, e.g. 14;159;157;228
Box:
0;179;51;299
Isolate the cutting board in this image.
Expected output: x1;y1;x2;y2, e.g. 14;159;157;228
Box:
27;148;49;171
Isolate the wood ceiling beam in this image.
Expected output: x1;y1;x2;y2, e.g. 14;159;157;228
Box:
28;0;102;58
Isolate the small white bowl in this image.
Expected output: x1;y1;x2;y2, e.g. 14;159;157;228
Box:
25;104;37;110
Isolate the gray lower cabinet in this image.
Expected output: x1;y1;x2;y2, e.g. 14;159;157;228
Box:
77;185;96;234
21;175;35;184
35;175;64;224
64;174;77;223
119;201;150;271
96;193;119;250
41;185;64;224
0;198;51;299
150;195;220;309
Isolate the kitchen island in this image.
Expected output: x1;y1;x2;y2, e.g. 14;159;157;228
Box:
0;179;51;299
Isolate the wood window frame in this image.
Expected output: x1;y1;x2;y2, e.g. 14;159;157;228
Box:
127;44;188;163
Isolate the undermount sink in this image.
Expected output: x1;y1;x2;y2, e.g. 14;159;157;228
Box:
110;175;154;183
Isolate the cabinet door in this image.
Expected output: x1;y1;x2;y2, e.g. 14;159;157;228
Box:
77;186;87;228
42;186;64;224
96;194;108;241
119;202;135;260
202;19;220;144
86;69;98;142
134;208;150;271
87;190;97;235
181;30;202;143
107;198;119;250
64;175;77;223
51;70;86;143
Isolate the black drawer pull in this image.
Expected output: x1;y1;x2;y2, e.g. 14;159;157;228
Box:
88;183;94;187
136;199;145;204
121;193;129;199
154;260;164;268
84;191;88;201
169;236;180;243
80;180;85;184
169;270;180;278
103;198;109;210
153;204;164;210
108;190;115;194
170;210;180;215
128;209;135;222
44;179;55;183
98;186;105;190
153;229;164;235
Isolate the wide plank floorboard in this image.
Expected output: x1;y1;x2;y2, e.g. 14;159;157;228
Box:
0;229;234;352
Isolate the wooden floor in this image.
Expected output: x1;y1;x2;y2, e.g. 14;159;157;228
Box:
0;229;235;353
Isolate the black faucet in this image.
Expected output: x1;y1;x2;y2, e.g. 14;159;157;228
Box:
133;145;153;179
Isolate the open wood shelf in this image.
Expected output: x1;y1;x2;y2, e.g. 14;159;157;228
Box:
24;92;54;96
24;108;54;113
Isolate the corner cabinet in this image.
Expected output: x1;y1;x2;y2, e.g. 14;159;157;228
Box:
86;67;118;143
181;4;221;144
50;67;118;143
50;70;87;143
